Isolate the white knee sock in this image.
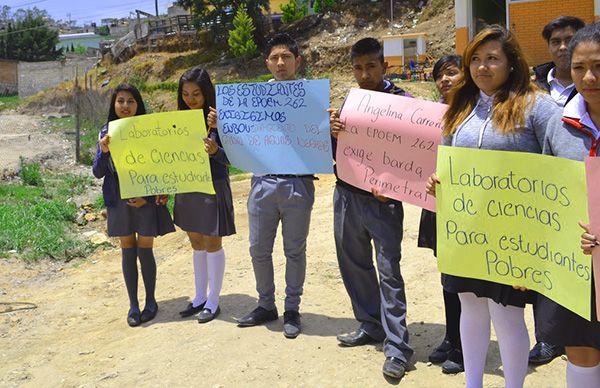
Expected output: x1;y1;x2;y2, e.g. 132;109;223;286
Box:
567;362;600;388
192;250;207;307
459;292;491;388
205;248;226;312
488;301;529;388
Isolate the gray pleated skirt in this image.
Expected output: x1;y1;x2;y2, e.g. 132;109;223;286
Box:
107;199;175;237
173;178;236;236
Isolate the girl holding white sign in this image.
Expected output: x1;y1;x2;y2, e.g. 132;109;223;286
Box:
92;83;175;327
426;25;557;388
540;23;600;387
174;67;236;324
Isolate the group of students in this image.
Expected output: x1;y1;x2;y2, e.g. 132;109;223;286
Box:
92;17;600;385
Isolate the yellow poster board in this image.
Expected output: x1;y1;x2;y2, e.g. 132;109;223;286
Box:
107;110;215;199
436;146;592;320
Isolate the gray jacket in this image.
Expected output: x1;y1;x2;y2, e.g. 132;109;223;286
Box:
543;113;600;161
443;92;558;153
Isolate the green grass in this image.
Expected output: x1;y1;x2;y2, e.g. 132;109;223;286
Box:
19;159;43;186
228;166;245;175
0;95;21;111
0;165;94;262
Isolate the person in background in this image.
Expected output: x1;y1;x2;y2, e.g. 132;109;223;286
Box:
426;25;558;388
419;54;464;375
540;22;600;387
533;16;585;107
529;15;585;365
92;83;175;327
175;67;236;324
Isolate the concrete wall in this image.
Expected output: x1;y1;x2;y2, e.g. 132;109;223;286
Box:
17;58;98;98
0;59;18;95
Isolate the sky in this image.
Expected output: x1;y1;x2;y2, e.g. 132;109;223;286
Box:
3;0;175;25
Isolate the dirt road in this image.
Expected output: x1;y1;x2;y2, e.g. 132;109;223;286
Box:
0;114;72;178
0;174;565;387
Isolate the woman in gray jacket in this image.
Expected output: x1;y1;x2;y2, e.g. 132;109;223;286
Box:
426;25;558;388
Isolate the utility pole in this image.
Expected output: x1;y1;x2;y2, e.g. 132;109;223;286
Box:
74;67;81;163
155;0;159;17
390;0;393;27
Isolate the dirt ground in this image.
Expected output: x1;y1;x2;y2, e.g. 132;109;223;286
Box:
1;171;566;387
0;114;72;178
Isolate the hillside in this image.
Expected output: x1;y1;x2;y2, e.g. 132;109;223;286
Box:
19;0;453;115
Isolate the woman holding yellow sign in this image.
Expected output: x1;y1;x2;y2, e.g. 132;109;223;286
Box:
426;25;557;388
174;67;236;324
541;22;600;387
92;83;175;327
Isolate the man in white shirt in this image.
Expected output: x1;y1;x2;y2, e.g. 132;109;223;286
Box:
533;16;585;107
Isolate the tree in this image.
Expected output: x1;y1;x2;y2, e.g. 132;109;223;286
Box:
0;8;61;61
313;0;336;13
96;25;110;36
281;0;308;24
70;43;75;52
177;0;269;45
313;0;321;13
228;7;257;58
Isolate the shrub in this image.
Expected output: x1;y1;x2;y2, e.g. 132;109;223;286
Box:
19;159;43;186
281;0;308;24
228;8;258;59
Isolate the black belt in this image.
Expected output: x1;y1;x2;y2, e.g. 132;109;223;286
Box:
263;174;316;179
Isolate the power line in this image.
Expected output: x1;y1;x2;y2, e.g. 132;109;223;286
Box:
5;0;48;7
0;23;51;37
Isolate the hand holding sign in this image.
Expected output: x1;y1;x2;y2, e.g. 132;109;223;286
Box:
336;89;445;210
437;146;591;320
215;79;332;174
108;110;215;199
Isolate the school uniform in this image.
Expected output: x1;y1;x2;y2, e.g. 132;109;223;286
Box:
418;96;462;366
247;173;314;312
442;92;558;306
538;93;600;349
92;124;175;237
534;62;577;107
333;80;413;363
441;91;558;387
174;129;236;237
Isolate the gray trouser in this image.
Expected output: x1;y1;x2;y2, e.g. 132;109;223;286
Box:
334;183;413;362
248;175;314;312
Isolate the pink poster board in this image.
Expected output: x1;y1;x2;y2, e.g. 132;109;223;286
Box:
337;88;446;211
585;156;600;320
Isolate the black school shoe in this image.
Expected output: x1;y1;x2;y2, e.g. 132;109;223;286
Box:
441;349;464;374
337;329;379;347
140;303;158;323
179;302;205;318
428;339;453;363
127;308;141;327
237;306;278;327
382;357;407;379
283;311;301;339
528;341;564;365
197;306;220;323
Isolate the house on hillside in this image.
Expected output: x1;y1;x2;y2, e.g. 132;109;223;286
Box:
454;0;600;66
